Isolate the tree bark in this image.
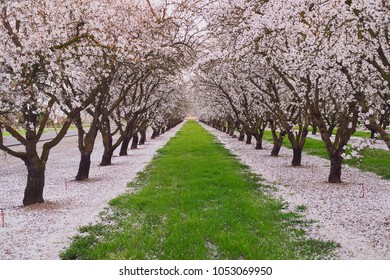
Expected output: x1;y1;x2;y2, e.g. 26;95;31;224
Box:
238;130;245;141
100;128;113;166
119;136;131;156
291;147;303;166
131;133;139;149
369;129;377;139
271;130;286;157
254;129;265;150
255;137;263;149
100;149;113;166
327;124;336;136
76;153;92;181
271;142;282;156
367;117;390;149
74;112;99;181
286;126;308;167
229;124;236;138
23;161;45;206
227;122;234;135
312;125;317;135
246;133;252;144
139;129;147;145
329;152;342;183
151;128;159;139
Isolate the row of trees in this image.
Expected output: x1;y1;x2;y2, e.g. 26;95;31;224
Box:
193;0;389;183
0;0;201;206
2;0;389;205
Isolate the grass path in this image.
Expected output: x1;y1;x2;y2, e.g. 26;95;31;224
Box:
294;126;376;139
2;124;85;137
61;121;336;260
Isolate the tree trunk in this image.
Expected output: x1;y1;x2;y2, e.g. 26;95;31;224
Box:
312;125;317;135
131;133;139;149
255;126;265;150
23;162;45;206
271;142;282;156
139;129;147;145
370;129;376;139
328;152;342;183
100;131;113;166
74;114;98;181
327;125;336;136
255;138;263;149
367;117;390;150
291;147;303;166
270;128;286;157
229;124;236;138
246;133;252;144
119;136;131;156
238;130;245;141
76;153;92;181
100;149;113;166
255;133;264;150
151;128;157;139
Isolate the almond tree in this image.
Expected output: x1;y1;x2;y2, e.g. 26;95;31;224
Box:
242;0;363;181
67;0;150;179
195;0;388;182
0;0;100;205
343;0;390;149
251;0;387;181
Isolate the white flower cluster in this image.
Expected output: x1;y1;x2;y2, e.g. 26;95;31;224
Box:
342;139;373;160
193;0;389;153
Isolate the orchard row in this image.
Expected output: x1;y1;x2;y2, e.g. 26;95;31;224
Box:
193;0;390;183
0;0;202;205
1;0;389;206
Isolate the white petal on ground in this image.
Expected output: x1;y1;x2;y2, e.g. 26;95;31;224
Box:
1;121;389;260
0;124;183;260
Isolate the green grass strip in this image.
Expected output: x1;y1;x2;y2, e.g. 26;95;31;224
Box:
263;130;390;180
1;124;83;137
61;121;337;260
293;126;379;139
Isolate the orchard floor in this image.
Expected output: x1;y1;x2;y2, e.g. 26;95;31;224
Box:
202;124;390;259
0;124;183;260
1;121;389;260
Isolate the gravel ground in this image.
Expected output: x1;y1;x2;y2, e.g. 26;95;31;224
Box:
0;123;183;260
203;124;390;260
